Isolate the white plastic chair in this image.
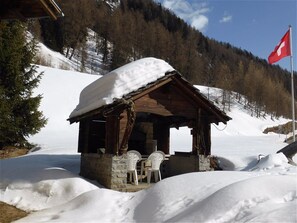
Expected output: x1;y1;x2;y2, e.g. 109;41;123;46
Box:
127;150;142;185
145;151;165;184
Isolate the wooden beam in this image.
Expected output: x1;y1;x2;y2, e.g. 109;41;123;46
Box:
131;78;172;101
119;102;136;155
192;108;201;155
0;0;63;20
105;115;120;155
39;0;58;20
78;119;90;153
172;76;229;124
204;121;211;155
134;87;197;118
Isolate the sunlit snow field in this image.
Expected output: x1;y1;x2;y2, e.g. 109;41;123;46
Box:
0;63;296;222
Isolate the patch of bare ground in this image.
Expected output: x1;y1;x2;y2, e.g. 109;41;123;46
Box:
263;121;296;135
263;121;297;143
0;147;30;222
0;202;28;223
0;146;29;159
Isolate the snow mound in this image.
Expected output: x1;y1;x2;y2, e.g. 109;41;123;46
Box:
250;153;292;171
163;174;297;223
0;154;98;211
0;63;295;222
16;172;297;223
69;57;174;119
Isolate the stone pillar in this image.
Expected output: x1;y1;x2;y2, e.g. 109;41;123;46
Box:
110;155;128;191
199;155;213;171
80;153;128;191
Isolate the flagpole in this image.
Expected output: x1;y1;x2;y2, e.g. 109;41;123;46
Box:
289;25;295;142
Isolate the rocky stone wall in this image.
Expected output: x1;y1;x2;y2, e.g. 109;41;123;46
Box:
198;155;213;171
168;153;213;176
80;153;128;191
80;153;212;191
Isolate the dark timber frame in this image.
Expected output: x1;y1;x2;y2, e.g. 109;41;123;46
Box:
69;71;230;157
0;0;63;20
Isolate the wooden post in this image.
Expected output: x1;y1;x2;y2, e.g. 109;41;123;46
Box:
192;108;201;155
119;102;136;155
154;121;170;154
191;128;199;155
196;115;211;156
78;119;90;153
105;115;120;155
204;121;211;155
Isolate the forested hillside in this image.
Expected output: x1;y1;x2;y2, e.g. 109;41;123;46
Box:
28;0;296;119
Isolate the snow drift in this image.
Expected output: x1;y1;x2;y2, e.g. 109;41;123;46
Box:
0;62;296;222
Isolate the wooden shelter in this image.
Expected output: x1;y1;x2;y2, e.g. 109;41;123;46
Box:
0;0;63;20
68;58;231;191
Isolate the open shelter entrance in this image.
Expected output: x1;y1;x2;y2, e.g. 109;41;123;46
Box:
170;127;192;154
68;58;231;191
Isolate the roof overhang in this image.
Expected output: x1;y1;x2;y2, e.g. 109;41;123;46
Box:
0;0;64;21
68;71;231;125
170;74;231;124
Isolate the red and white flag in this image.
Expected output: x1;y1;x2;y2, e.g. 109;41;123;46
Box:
268;29;291;64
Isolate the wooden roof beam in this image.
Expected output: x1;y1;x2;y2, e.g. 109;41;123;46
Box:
0;0;63;21
39;0;64;20
171;76;230;124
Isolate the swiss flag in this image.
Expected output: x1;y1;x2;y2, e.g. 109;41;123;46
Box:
268;29;291;64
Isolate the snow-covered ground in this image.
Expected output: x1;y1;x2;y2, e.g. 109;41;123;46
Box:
36;29;106;75
0;64;296;222
1;36;297;222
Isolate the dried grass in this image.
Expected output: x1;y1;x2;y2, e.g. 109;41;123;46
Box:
0;202;28;223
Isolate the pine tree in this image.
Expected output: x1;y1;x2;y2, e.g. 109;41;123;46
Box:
0;21;47;148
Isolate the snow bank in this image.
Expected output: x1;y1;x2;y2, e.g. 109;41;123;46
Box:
0;64;296;223
15;172;297;222
250;153;293;171
162;173;297;223
0;153;98;211
69;57;174;119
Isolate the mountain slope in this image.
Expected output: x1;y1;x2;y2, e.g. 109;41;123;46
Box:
34;0;296;119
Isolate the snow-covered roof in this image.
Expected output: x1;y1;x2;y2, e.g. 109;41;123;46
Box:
69;57;174;119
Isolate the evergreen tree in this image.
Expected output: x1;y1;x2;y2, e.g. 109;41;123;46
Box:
0;21;47;148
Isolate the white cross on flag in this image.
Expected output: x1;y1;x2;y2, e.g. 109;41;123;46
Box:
268;29;291;64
